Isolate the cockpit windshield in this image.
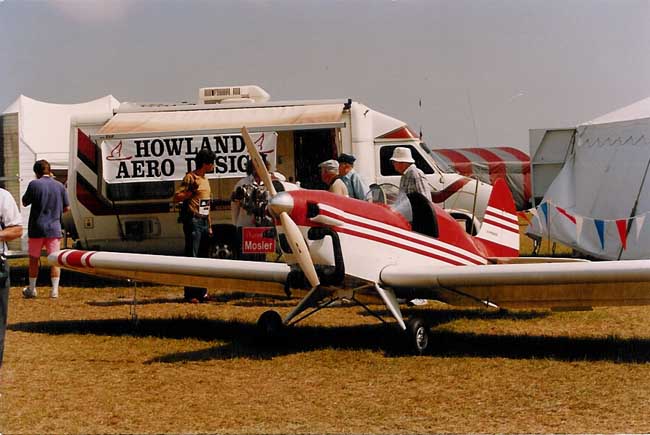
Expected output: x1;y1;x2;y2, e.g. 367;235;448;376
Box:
367;183;412;221
367;184;438;237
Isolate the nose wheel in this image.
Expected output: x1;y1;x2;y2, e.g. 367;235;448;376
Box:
406;317;429;355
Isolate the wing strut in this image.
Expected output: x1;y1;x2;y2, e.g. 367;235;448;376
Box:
375;283;406;330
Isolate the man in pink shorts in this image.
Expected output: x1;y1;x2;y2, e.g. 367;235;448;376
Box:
22;160;70;298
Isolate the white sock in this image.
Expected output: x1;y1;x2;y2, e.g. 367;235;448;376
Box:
51;277;60;292
29;277;37;290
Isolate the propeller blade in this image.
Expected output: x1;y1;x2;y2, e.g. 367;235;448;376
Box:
280;211;320;288
241;126;277;196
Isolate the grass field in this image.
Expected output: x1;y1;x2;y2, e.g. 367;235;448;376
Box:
3;260;650;434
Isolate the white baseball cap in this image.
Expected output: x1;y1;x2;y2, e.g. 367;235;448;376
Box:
319;159;339;173
390;147;415;163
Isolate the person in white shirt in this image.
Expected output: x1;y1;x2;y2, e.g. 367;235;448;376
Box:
318;159;349;197
390;147;432;200
0;187;23;367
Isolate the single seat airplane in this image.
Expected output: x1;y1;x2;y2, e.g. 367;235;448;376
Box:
50;127;650;353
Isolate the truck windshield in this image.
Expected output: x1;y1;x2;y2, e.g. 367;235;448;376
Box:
420;142;455;174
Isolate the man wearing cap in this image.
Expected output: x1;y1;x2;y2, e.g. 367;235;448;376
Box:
390;147;432;200
337;153;368;200
318;159;349;197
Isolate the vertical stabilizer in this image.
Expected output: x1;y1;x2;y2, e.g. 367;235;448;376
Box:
475;178;520;257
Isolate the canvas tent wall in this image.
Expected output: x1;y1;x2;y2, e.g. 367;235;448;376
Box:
527;96;650;260
0;95;119;254
429;146;531;210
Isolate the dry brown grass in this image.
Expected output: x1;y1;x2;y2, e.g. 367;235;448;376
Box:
2;264;650;434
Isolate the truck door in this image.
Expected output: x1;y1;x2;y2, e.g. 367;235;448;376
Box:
294;129;338;189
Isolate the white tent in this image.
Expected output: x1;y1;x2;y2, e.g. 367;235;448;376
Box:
3;94;120;168
527;96;650;259
1;95;119;254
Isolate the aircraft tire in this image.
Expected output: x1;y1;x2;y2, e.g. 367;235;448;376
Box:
406;317;429;355
256;310;284;340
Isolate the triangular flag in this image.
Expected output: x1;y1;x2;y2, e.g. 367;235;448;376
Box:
616;219;628;250
636;214;646;240
556;206;576;224
594;219;606;250
575;215;584;243
539;202;549;226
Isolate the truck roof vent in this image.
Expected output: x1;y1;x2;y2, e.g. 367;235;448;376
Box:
198;85;270;104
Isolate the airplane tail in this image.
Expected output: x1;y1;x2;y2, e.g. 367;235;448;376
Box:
475;178;520;258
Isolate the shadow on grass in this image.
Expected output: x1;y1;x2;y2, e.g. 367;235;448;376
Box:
85;292;294;307
9;307;650;363
10;265;141;288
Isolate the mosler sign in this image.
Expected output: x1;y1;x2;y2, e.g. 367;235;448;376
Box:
101;132;277;183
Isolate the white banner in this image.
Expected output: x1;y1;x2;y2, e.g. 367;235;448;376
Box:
100;132;277;183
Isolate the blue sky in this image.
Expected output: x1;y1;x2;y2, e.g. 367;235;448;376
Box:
1;0;649;151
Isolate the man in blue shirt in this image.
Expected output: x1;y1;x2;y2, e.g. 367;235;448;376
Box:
22;160;70;299
337;153;368;200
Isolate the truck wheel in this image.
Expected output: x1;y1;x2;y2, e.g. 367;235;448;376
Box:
406;317;429;355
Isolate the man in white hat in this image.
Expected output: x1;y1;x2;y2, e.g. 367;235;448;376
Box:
390;147;432;200
318;159;349;197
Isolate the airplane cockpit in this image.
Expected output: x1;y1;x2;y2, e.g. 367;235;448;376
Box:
368;184;439;238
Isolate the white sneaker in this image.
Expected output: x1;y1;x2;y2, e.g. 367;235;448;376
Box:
22;287;37;298
50;288;59;299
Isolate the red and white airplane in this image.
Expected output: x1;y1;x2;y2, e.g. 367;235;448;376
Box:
50;127;650;353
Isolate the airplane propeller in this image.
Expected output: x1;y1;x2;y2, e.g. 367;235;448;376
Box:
241;127;320;288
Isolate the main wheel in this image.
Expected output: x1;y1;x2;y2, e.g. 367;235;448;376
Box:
256;310;284;339
406;317;429;355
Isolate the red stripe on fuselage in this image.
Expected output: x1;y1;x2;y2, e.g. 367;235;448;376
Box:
288;190;411;229
317;208;484;265
335;226;466;266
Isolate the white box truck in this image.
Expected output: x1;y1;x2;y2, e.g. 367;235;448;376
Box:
66;85;492;256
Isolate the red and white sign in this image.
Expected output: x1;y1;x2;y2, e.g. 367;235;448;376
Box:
242;227;276;254
101;132;277;183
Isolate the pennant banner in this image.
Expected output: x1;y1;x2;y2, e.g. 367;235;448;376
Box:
594;219;605;250
616;219;628;250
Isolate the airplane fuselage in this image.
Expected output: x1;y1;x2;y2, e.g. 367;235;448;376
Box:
275;190;489;284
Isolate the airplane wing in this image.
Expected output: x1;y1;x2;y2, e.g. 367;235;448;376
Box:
380;260;650;308
49;250;291;297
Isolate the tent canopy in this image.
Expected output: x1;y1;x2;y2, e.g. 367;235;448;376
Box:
528;96;650;259
3;95;119;166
